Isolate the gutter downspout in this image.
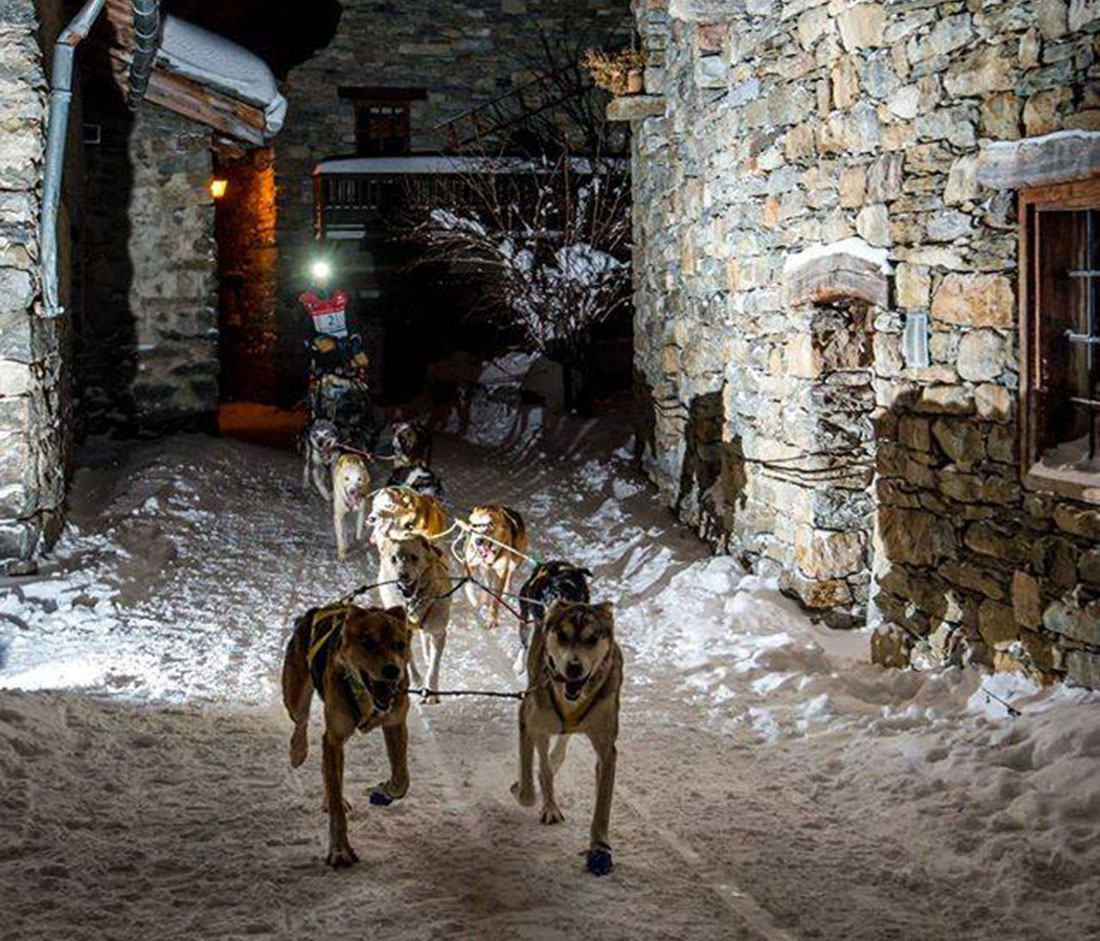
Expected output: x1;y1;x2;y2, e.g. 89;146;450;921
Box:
40;0;108;318
40;0;162;318
127;0;161;109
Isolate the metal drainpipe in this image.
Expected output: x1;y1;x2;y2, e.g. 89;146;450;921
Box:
40;0;108;318
40;0;162;318
127;0;160;109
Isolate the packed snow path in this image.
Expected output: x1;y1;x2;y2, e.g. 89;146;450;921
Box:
1;414;1098;941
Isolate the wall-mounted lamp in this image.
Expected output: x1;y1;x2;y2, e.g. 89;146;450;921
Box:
211;178;228;199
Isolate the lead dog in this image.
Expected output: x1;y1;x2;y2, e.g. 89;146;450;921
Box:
377;532;452;704
302;419;339;500
369;486;449;548
392;420;432;468
282;603;412;867
512;599;622;876
463;505;527;629
332;452;371;559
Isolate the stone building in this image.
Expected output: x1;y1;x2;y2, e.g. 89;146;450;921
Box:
0;0;290;566
0;0;70;567
622;0;1100;683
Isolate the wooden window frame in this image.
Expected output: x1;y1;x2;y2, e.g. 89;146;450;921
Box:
1020;176;1100;502
338;87;426;158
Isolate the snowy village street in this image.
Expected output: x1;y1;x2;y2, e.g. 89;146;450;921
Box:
1;412;1098;941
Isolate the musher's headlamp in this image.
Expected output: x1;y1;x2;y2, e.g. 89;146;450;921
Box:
310;260;333;282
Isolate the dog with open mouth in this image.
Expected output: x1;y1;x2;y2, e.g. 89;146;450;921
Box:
332;451;371;559
377;533;452;704
302;419;339;501
281;603;412;867
462;505;528;629
512;599;622;877
391;419;433;468
369;486;449;548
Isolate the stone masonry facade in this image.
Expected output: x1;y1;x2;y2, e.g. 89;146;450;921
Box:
0;1;68;569
272;0;632;399
628;0;1100;684
81;99;219;431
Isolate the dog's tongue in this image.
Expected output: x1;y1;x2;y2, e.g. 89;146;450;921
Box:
564;679;586;700
370;679;395;711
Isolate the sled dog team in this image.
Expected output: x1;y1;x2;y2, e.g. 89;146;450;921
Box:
284;420;621;876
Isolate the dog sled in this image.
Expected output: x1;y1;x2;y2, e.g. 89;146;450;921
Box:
305;329;375;448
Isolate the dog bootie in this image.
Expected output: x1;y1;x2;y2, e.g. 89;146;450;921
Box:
586;847;613;876
369;788;394;806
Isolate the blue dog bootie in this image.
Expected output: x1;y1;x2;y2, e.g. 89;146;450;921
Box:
369;787;394;807
586;846;613;876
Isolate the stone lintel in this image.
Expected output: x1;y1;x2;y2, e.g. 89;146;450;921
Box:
668;0;743;23
783;249;889;309
606;95;666;122
976;130;1100;190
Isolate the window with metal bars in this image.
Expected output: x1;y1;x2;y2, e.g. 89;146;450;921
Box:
1021;179;1100;494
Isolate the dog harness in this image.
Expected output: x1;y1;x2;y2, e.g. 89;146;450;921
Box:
542;653;613;734
305;606;374;728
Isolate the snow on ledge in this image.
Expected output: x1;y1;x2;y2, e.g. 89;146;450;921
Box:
783;237;891;308
158;15;288;138
977;129;1100;190
783;237;892;277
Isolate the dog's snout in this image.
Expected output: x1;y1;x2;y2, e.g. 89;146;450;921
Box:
382;663;401;681
565;660;585;679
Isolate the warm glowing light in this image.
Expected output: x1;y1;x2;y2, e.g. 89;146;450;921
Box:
310;260;333;282
210;178;228;199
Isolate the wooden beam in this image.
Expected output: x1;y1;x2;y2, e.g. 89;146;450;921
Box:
978;132;1100;191
107;49;267;146
783;250;889;309
101;3;268;146
104;0;137;47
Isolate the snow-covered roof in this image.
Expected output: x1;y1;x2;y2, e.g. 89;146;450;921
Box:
314;155;628;175
158;15;287;138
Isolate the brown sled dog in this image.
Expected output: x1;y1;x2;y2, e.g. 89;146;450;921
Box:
369;486;449;548
463;504;528;628
512;599;622;876
282;603;412;867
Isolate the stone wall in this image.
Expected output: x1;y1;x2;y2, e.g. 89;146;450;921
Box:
272;0;632;401
628;0;1100;684
0;0;67;570
81;93;218;431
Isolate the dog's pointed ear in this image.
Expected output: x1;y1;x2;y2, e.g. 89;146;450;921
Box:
594;601;614;628
386;605;407;623
579;567;594;579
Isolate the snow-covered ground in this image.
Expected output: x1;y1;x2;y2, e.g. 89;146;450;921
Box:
1;410;1098;940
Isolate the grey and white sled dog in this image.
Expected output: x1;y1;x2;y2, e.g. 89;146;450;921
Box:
302;419;340;501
